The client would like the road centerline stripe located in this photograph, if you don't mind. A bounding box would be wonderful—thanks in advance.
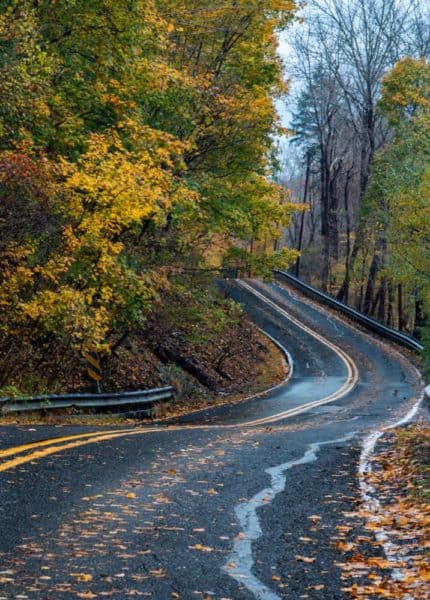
[0,428,146,460]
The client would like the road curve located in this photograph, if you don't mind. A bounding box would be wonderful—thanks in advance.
[0,279,421,599]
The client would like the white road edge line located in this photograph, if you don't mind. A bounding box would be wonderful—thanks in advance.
[358,392,425,582]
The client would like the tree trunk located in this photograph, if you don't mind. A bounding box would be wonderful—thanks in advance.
[371,287,382,317]
[398,284,404,331]
[413,296,425,338]
[337,168,353,303]
[387,282,395,327]
[328,159,341,264]
[295,152,311,278]
[363,238,385,315]
[152,344,218,390]
[321,234,330,292]
[377,278,387,323]
[363,253,379,315]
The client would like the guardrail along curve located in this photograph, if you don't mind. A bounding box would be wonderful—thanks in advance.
[0,386,175,416]
[274,270,424,353]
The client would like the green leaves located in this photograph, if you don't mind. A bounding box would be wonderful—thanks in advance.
[364,57,430,360]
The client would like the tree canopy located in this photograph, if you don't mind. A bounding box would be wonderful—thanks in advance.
[0,0,299,390]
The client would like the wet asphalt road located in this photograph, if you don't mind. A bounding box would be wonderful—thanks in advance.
[0,280,422,599]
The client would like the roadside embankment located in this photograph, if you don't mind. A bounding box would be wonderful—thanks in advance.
[0,314,288,424]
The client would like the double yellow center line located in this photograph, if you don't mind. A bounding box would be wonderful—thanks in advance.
[0,428,157,473]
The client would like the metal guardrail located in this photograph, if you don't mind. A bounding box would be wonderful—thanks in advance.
[274,270,424,353]
[0,386,175,416]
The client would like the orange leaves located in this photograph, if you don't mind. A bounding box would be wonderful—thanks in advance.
[336,541,355,553]
[148,568,166,578]
[70,573,93,582]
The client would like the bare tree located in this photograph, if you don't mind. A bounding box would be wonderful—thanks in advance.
[283,0,425,317]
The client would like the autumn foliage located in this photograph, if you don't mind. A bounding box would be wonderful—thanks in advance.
[0,0,299,392]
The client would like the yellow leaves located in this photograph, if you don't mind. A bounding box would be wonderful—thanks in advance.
[380,57,430,126]
[2,117,201,353]
[189,544,214,552]
[70,573,93,582]
[19,286,112,351]
[57,121,197,243]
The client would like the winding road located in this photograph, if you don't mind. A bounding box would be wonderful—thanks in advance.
[0,279,422,599]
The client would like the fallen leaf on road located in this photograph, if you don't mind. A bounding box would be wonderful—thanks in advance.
[189,544,213,552]
[149,568,166,577]
[70,573,93,582]
[294,555,316,563]
[308,515,321,523]
[337,541,355,552]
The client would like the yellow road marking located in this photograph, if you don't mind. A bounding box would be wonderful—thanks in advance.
[0,429,158,473]
[0,281,359,473]
[236,281,358,428]
[0,428,143,460]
